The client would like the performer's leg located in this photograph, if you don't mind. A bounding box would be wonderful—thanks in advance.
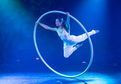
[64,44,77,58]
[70,30,99,43]
[63,30,99,58]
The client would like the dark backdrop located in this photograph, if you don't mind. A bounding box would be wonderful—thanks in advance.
[0,0,121,74]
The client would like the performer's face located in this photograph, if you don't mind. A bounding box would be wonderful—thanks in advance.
[55,19,61,27]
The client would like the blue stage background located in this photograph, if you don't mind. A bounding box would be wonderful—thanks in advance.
[0,0,121,75]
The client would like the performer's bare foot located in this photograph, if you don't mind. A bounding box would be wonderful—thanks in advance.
[92,30,100,34]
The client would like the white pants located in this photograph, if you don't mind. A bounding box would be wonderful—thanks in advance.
[63,30,96,58]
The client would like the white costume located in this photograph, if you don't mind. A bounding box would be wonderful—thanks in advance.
[56,28,96,58]
[38,18,98,58]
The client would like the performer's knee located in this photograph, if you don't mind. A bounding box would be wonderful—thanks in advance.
[64,52,70,58]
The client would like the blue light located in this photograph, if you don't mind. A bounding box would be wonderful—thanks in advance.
[34,10,94,78]
[0,73,117,84]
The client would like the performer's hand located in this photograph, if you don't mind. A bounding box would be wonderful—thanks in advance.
[66,12,70,15]
[35,21,39,24]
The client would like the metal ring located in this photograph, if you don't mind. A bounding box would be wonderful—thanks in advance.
[33,10,93,78]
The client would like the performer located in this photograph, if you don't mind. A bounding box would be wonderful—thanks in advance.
[37,12,99,58]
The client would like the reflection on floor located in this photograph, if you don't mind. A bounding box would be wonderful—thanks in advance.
[0,72,119,84]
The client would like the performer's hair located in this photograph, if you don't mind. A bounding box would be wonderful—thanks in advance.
[56,18,63,23]
[56,18,69,32]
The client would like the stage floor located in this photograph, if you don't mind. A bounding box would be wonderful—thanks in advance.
[0,72,119,84]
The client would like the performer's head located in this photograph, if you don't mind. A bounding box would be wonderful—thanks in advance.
[55,18,64,27]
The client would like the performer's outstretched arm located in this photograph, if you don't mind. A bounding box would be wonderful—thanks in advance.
[38,22,57,31]
[66,12,70,34]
